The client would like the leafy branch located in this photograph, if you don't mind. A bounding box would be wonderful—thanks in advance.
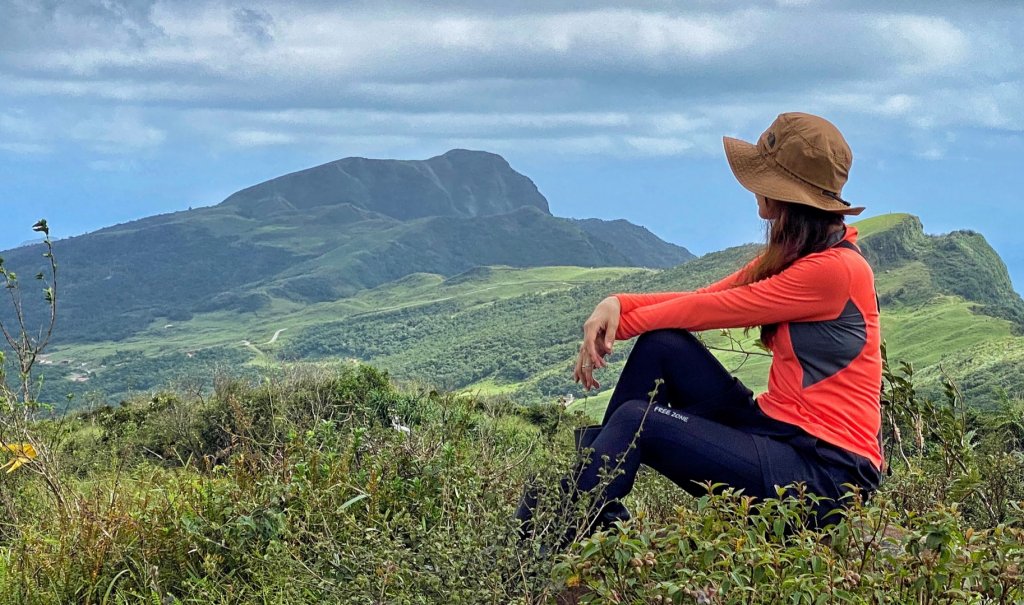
[699,328,772,373]
[0,219,67,514]
[0,219,57,406]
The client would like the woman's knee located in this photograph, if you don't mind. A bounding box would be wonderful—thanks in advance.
[633,329,701,357]
[605,399,654,431]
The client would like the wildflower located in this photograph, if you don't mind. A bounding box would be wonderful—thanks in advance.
[0,442,37,473]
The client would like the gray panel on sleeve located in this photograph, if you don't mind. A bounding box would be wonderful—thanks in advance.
[789,298,867,388]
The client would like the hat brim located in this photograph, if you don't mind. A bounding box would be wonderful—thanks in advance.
[723,136,864,216]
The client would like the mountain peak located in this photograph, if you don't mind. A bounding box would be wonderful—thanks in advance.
[431,148,508,163]
[852,213,920,240]
[221,149,550,220]
[852,212,1024,330]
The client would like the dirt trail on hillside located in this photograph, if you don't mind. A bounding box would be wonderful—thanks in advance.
[239,340,262,354]
[238,328,288,355]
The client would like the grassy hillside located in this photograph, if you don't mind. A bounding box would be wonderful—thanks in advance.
[5,212,1024,601]
[34,266,645,404]
[276,213,1024,409]
[2,363,1021,602]
[27,213,1024,412]
[1,150,693,345]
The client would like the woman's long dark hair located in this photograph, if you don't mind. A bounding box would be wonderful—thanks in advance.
[740,198,845,346]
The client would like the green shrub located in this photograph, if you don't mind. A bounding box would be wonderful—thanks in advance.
[0,360,1021,604]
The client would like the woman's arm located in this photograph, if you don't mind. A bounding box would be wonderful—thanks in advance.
[615,254,851,340]
[614,255,760,314]
[694,255,760,294]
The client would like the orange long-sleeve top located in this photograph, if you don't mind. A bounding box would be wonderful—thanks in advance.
[613,226,883,469]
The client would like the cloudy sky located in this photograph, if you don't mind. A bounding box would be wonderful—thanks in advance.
[2,0,1023,287]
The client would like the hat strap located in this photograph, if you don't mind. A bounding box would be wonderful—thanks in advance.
[820,190,851,207]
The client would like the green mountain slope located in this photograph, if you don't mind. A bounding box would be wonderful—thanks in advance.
[33,265,645,402]
[1,150,693,344]
[32,213,1024,412]
[861,214,1024,327]
[221,148,552,219]
[285,213,1024,409]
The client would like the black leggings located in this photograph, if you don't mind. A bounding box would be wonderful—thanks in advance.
[577,329,879,526]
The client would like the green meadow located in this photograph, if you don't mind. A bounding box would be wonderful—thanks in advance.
[37,214,1024,414]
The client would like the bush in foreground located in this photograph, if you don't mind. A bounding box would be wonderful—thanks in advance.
[0,362,1020,604]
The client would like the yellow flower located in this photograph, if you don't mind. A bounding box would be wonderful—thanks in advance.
[0,442,37,473]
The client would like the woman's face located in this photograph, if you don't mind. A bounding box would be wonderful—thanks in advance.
[756,194,774,220]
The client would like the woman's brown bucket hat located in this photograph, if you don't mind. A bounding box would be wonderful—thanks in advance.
[724,112,864,215]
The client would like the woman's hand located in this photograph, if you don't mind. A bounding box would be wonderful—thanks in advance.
[573,296,621,390]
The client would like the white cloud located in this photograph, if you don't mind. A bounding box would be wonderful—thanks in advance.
[872,15,969,74]
[443,135,619,156]
[88,158,138,171]
[223,109,631,132]
[879,94,916,116]
[70,111,165,152]
[0,111,39,138]
[817,93,917,119]
[0,142,51,154]
[651,114,713,135]
[0,111,49,155]
[233,7,275,47]
[188,107,729,156]
[0,1,1021,161]
[228,130,296,147]
[3,75,214,103]
[0,106,167,156]
[625,136,694,156]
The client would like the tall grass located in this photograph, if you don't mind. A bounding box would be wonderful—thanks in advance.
[0,362,1021,603]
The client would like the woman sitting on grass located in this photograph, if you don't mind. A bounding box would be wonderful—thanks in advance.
[516,112,883,544]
